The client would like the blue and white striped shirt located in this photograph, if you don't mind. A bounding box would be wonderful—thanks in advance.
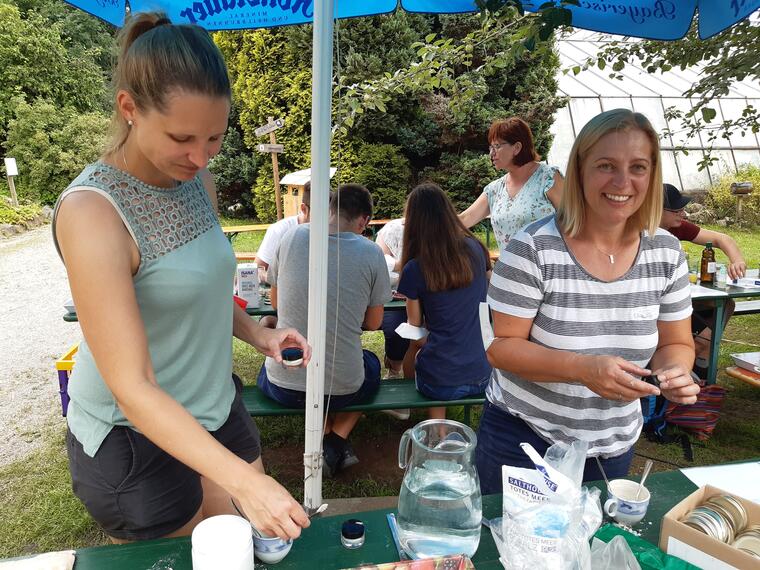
[486,215,692,458]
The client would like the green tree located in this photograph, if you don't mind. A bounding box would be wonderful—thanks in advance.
[5,98,108,204]
[0,2,107,138]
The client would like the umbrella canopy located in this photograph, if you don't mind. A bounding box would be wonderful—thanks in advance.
[68,0,758,40]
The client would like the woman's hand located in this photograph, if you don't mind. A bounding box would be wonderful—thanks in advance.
[251,326,312,367]
[727,260,746,281]
[654,364,700,405]
[580,355,660,402]
[235,469,310,539]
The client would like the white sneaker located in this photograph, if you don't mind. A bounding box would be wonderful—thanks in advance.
[382,408,411,420]
[383,368,403,379]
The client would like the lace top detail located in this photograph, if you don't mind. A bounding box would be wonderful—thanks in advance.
[63,162,218,266]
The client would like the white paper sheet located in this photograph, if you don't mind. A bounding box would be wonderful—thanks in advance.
[394,322,428,340]
[680,462,760,504]
[666,537,738,570]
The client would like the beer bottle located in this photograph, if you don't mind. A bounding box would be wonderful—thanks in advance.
[700,242,716,284]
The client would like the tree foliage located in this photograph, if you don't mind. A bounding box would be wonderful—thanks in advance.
[585,18,760,170]
[217,5,566,221]
[5,98,108,204]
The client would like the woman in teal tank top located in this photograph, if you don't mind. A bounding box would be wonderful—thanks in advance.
[53,12,310,543]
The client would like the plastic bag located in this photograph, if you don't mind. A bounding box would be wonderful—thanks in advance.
[491,441,602,570]
[590,535,641,570]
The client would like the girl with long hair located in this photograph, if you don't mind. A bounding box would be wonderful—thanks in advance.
[398,183,493,419]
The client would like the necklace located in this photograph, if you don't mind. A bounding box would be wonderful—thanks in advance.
[592,241,623,264]
[121,146,128,171]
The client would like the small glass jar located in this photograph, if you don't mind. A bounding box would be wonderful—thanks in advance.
[341,519,365,549]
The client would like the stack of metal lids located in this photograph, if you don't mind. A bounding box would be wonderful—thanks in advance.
[681,494,759,558]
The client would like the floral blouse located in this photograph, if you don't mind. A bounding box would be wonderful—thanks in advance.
[483,162,559,253]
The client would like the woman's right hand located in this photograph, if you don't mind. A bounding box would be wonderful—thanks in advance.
[235,468,310,540]
[580,355,660,402]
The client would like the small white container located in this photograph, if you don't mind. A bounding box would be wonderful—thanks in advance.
[191,515,254,570]
[236,263,260,308]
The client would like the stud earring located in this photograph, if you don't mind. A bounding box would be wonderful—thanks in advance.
[127,120,133,127]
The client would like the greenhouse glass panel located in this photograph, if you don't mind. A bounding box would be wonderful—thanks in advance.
[547,106,575,173]
[719,99,759,147]
[709,150,738,180]
[732,150,760,170]
[569,98,603,134]
[663,98,703,148]
[677,151,712,190]
[601,98,633,111]
[633,98,671,147]
[660,151,681,190]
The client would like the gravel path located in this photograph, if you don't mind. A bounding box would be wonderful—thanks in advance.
[0,226,80,467]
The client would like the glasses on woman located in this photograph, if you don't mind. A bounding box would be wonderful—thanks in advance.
[488,142,510,153]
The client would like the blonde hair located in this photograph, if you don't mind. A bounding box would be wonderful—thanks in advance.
[104,12,231,156]
[557,108,663,238]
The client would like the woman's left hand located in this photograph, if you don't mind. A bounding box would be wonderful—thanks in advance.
[653,364,700,405]
[252,327,312,368]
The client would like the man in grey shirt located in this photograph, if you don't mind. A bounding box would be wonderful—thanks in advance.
[257,184,391,477]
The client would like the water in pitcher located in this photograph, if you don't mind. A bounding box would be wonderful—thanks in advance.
[396,438,482,559]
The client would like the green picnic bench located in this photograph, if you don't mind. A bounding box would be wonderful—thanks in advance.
[241,379,485,426]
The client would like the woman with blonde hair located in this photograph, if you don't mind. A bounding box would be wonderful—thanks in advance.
[53,12,310,542]
[476,109,699,493]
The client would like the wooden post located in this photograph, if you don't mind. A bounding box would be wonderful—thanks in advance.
[268,116,283,220]
[6,175,18,207]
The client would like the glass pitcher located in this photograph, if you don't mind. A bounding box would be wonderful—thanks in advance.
[396,419,482,559]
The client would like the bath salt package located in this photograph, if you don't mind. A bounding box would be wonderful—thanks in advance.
[235,263,260,308]
[491,441,602,570]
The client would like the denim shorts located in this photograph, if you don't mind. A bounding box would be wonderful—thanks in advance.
[66,374,261,541]
[257,350,381,410]
[475,401,634,495]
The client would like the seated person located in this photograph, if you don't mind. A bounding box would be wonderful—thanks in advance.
[255,181,311,285]
[257,184,391,477]
[376,218,408,378]
[660,183,747,378]
[398,183,493,420]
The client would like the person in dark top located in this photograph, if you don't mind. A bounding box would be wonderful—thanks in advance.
[397,183,493,419]
[660,183,748,379]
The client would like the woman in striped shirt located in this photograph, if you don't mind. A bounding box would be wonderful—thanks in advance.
[476,109,700,493]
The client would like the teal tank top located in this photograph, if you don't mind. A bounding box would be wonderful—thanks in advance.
[53,162,237,457]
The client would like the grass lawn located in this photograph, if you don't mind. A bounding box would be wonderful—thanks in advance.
[0,223,758,558]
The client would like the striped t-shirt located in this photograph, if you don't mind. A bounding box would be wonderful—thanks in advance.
[486,215,692,458]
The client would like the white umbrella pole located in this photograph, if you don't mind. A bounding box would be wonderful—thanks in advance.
[303,0,334,511]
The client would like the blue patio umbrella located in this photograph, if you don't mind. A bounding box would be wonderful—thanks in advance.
[61,0,759,509]
[67,0,759,40]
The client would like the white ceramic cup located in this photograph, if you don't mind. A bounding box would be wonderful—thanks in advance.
[191,515,254,570]
[252,528,294,564]
[604,479,650,526]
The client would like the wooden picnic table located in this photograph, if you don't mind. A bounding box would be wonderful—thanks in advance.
[690,280,760,385]
[51,467,704,569]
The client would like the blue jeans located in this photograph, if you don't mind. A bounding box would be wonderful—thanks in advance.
[257,350,381,410]
[475,401,634,495]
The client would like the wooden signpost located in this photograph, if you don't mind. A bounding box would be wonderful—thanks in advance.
[3,157,18,207]
[255,117,285,219]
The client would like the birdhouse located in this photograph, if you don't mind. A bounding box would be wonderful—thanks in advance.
[730,181,753,221]
[279,167,337,218]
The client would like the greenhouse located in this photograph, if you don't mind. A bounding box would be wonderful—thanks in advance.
[548,31,760,192]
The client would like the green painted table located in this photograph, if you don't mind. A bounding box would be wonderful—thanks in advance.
[70,468,698,569]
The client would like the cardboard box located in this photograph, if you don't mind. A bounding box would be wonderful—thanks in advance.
[659,484,760,569]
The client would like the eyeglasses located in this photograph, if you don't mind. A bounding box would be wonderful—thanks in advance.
[488,142,510,153]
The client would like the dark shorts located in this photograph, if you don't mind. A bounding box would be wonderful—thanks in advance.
[66,374,261,541]
[415,373,489,401]
[475,401,634,495]
[691,299,735,336]
[257,350,381,410]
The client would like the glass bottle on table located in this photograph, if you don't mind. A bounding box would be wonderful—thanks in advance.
[700,242,716,284]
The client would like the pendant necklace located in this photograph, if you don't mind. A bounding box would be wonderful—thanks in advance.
[593,242,623,264]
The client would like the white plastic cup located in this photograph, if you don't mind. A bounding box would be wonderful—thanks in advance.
[191,515,254,570]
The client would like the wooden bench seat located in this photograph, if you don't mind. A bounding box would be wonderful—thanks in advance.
[235,251,258,262]
[242,379,485,426]
[735,300,760,316]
